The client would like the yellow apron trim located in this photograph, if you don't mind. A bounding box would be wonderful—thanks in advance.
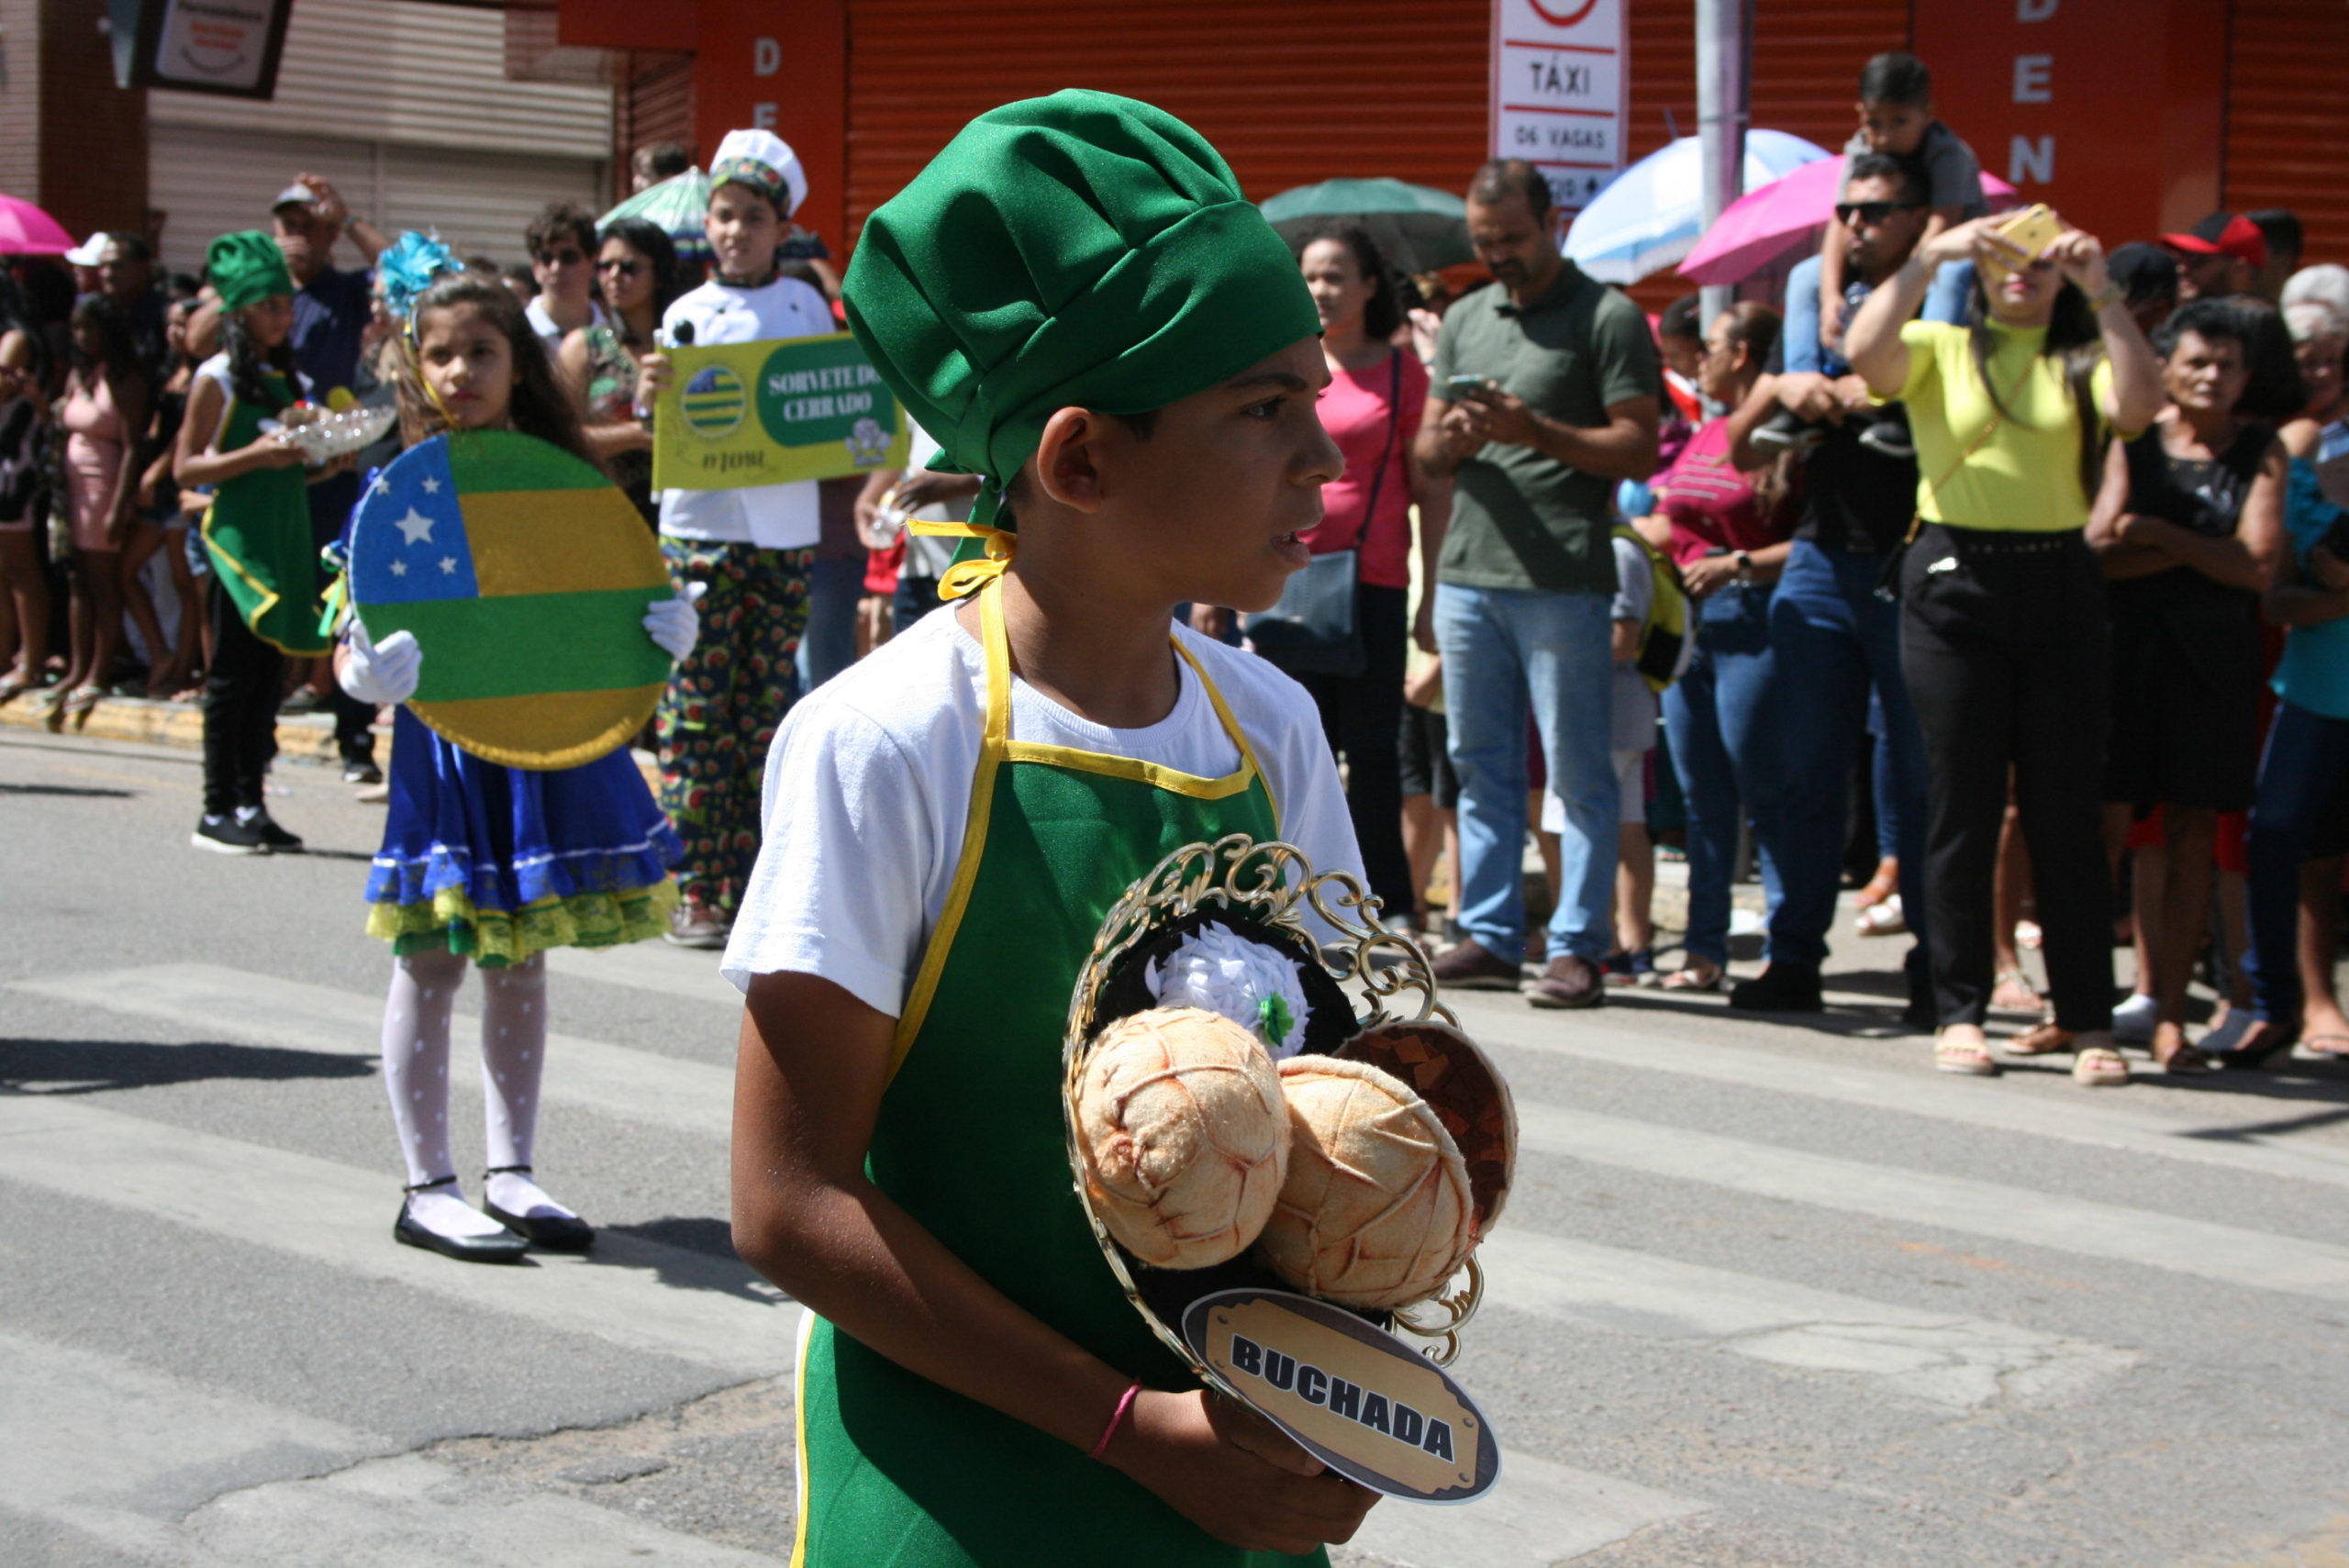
[884,583,1276,1077]
[197,507,308,658]
[788,1307,816,1568]
[885,580,1014,1076]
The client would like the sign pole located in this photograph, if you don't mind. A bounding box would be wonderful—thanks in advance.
[1694,0,1751,323]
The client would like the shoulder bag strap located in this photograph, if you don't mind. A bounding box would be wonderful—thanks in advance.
[1344,350,1405,553]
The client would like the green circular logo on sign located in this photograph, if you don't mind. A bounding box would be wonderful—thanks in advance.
[681,364,748,439]
[756,338,896,452]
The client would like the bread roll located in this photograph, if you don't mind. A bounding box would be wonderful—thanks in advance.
[1074,1007,1289,1270]
[1255,1055,1476,1309]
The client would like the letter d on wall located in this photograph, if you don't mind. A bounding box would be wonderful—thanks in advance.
[753,37,781,75]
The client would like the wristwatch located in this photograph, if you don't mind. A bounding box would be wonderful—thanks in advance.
[1732,549,1753,584]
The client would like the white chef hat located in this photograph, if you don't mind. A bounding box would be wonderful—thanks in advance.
[710,128,808,220]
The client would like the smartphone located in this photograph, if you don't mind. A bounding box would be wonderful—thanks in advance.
[1447,374,1494,401]
[1982,203,2065,283]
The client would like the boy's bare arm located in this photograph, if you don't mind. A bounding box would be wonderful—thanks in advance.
[730,970,1377,1553]
[1818,220,1854,351]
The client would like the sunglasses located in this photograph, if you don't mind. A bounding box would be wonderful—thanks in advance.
[536,248,585,267]
[1834,201,1923,228]
[596,257,644,278]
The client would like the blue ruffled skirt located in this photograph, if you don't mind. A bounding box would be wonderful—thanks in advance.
[365,708,682,965]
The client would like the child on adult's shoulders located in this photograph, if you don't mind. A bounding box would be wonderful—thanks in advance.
[1817,50,1987,356]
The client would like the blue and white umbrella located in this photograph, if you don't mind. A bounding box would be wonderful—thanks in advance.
[1564,130,1831,284]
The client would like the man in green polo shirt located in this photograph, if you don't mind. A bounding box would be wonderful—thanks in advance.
[1415,159,1663,1009]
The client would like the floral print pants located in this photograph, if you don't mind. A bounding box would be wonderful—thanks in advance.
[657,539,813,914]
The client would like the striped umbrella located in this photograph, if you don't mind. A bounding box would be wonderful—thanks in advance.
[600,169,712,262]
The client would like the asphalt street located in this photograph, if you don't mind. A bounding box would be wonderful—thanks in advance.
[6,724,2349,1567]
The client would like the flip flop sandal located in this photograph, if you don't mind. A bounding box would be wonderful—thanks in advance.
[1854,898,1907,937]
[1934,1033,1998,1075]
[2155,1043,2213,1075]
[1658,962,1726,992]
[2006,1021,2073,1057]
[1990,968,2044,1015]
[2072,1046,2132,1087]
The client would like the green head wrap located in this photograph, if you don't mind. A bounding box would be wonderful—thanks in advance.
[207,230,295,312]
[844,90,1319,592]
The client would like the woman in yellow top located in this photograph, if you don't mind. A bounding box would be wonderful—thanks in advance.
[1846,211,2163,1084]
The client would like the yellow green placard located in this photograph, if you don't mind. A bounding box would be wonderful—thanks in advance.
[652,331,910,491]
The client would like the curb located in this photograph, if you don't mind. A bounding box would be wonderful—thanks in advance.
[0,692,663,791]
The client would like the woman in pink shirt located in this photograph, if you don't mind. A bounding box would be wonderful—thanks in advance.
[1291,225,1451,925]
[1635,303,1797,994]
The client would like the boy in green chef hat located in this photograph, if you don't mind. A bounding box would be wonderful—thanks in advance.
[724,92,1375,1565]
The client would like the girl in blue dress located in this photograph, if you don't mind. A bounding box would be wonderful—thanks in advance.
[338,254,699,1262]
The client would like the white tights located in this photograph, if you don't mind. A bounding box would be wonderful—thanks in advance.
[381,949,570,1237]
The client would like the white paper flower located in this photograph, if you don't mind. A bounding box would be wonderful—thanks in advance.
[1144,925,1313,1059]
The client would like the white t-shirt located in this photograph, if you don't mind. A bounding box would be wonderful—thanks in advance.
[1608,532,1658,753]
[656,274,836,550]
[524,295,606,348]
[721,608,1364,1017]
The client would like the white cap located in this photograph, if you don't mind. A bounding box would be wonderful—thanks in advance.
[62,234,108,267]
[711,128,808,219]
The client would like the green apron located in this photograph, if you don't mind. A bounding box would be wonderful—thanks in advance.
[200,370,328,656]
[792,581,1320,1568]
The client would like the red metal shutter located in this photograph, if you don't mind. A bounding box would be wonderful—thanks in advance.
[2223,0,2349,265]
[844,0,1491,244]
[616,50,697,202]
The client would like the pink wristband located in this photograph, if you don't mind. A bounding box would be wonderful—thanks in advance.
[1088,1379,1143,1461]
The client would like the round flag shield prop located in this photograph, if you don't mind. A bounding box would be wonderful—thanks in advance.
[350,431,672,770]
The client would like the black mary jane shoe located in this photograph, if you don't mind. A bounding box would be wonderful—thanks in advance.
[482,1164,596,1252]
[393,1176,530,1263]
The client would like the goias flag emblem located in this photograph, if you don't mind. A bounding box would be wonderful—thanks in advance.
[350,430,672,770]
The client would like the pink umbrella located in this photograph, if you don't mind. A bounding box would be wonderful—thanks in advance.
[1678,157,2016,285]
[0,194,77,255]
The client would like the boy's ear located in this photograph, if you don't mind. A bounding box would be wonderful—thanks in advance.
[1033,406,1108,514]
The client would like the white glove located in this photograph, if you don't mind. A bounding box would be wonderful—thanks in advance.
[340,619,422,706]
[643,581,707,662]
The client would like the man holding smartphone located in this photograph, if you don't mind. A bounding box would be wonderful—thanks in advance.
[1414,158,1663,1008]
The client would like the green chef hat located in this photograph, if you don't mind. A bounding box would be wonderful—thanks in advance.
[207,230,295,312]
[844,90,1319,590]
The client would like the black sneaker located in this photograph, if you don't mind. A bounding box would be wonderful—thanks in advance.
[1748,406,1826,455]
[1857,417,1915,460]
[238,807,305,853]
[1728,963,1824,1012]
[342,759,383,785]
[192,813,272,855]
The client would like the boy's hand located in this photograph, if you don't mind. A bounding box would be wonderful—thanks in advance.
[637,352,674,400]
[1106,1388,1378,1554]
[1680,553,1740,598]
[1775,373,1843,423]
[1820,314,1846,354]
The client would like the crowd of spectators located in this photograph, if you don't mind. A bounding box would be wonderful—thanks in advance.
[5,68,2346,1087]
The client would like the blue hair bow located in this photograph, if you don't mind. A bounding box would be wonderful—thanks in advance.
[378,231,457,324]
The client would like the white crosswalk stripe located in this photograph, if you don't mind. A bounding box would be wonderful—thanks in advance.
[1464,999,2349,1192]
[1479,1230,2134,1410]
[0,1093,797,1378]
[18,957,2349,1564]
[0,1329,783,1566]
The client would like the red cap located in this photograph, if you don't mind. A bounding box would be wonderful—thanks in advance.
[2161,213,2267,268]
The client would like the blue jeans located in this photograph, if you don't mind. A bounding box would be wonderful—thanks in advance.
[797,555,864,694]
[1436,583,1618,962]
[2245,698,2349,1029]
[1663,581,1785,966]
[1767,538,1931,976]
